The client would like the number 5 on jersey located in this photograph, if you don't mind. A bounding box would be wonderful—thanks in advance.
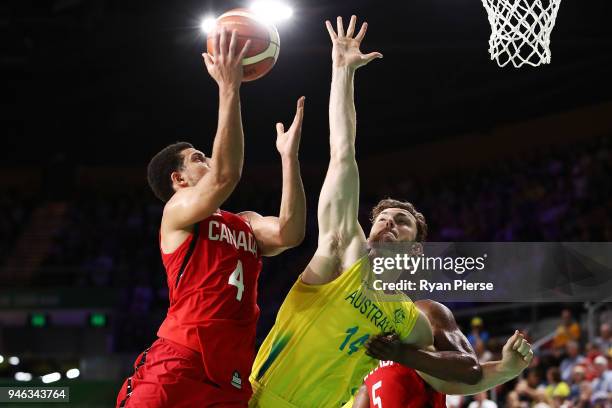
[372,380,383,408]
[228,260,244,301]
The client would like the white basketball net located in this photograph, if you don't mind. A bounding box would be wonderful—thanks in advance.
[481,0,562,68]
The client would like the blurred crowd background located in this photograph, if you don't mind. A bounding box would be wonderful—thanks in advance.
[1,130,611,407]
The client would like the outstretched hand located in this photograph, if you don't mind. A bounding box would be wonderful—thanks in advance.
[326,15,382,70]
[203,27,251,90]
[276,96,305,160]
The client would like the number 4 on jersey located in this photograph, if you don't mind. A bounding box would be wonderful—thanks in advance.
[228,260,244,301]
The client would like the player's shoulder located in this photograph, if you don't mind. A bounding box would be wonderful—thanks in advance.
[234,211,261,232]
[237,210,260,222]
[160,187,202,224]
[415,300,455,327]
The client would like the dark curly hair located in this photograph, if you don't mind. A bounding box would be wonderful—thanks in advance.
[370,198,428,242]
[147,142,193,202]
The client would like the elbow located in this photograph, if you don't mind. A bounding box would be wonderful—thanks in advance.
[463,360,483,385]
[291,227,306,247]
[280,226,305,248]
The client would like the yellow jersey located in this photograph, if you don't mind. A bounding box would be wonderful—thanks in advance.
[250,255,418,407]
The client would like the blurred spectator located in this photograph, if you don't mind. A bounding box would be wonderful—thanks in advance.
[468,316,490,349]
[544,366,570,405]
[474,338,494,363]
[590,355,612,404]
[560,341,587,383]
[586,342,604,362]
[446,395,464,408]
[575,381,593,408]
[468,392,498,408]
[594,323,612,356]
[505,391,521,408]
[569,365,587,402]
[553,309,581,350]
[512,368,547,406]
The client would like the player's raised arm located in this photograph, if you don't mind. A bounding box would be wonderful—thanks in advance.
[241,97,306,256]
[163,28,251,230]
[302,16,382,285]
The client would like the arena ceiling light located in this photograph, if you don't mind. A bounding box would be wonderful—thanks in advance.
[8,356,20,366]
[41,372,61,384]
[15,372,33,382]
[249,1,293,23]
[200,15,217,33]
[66,368,80,379]
[0,355,4,364]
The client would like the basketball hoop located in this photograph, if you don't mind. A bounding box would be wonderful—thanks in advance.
[481,0,562,68]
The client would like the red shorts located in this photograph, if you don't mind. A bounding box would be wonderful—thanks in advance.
[116,337,249,408]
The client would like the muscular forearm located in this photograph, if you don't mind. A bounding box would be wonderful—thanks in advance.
[210,86,244,182]
[329,67,356,159]
[277,156,306,245]
[395,344,482,385]
[420,360,515,396]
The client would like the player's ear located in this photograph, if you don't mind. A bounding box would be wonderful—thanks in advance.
[171,171,188,189]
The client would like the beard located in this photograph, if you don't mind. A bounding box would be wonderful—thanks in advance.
[369,230,397,243]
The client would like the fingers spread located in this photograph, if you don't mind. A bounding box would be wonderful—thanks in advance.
[238,39,251,60]
[213,29,220,57]
[202,53,213,68]
[325,20,337,40]
[355,22,368,43]
[336,16,345,37]
[347,15,357,37]
[229,29,238,58]
[362,52,383,65]
[219,27,228,56]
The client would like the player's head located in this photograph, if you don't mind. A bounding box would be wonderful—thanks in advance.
[147,142,211,202]
[368,198,428,243]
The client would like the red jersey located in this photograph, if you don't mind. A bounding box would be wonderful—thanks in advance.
[364,361,446,408]
[157,210,262,396]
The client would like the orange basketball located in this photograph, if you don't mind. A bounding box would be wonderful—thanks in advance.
[206,9,280,82]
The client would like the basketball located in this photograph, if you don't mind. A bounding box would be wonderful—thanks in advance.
[207,9,280,82]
